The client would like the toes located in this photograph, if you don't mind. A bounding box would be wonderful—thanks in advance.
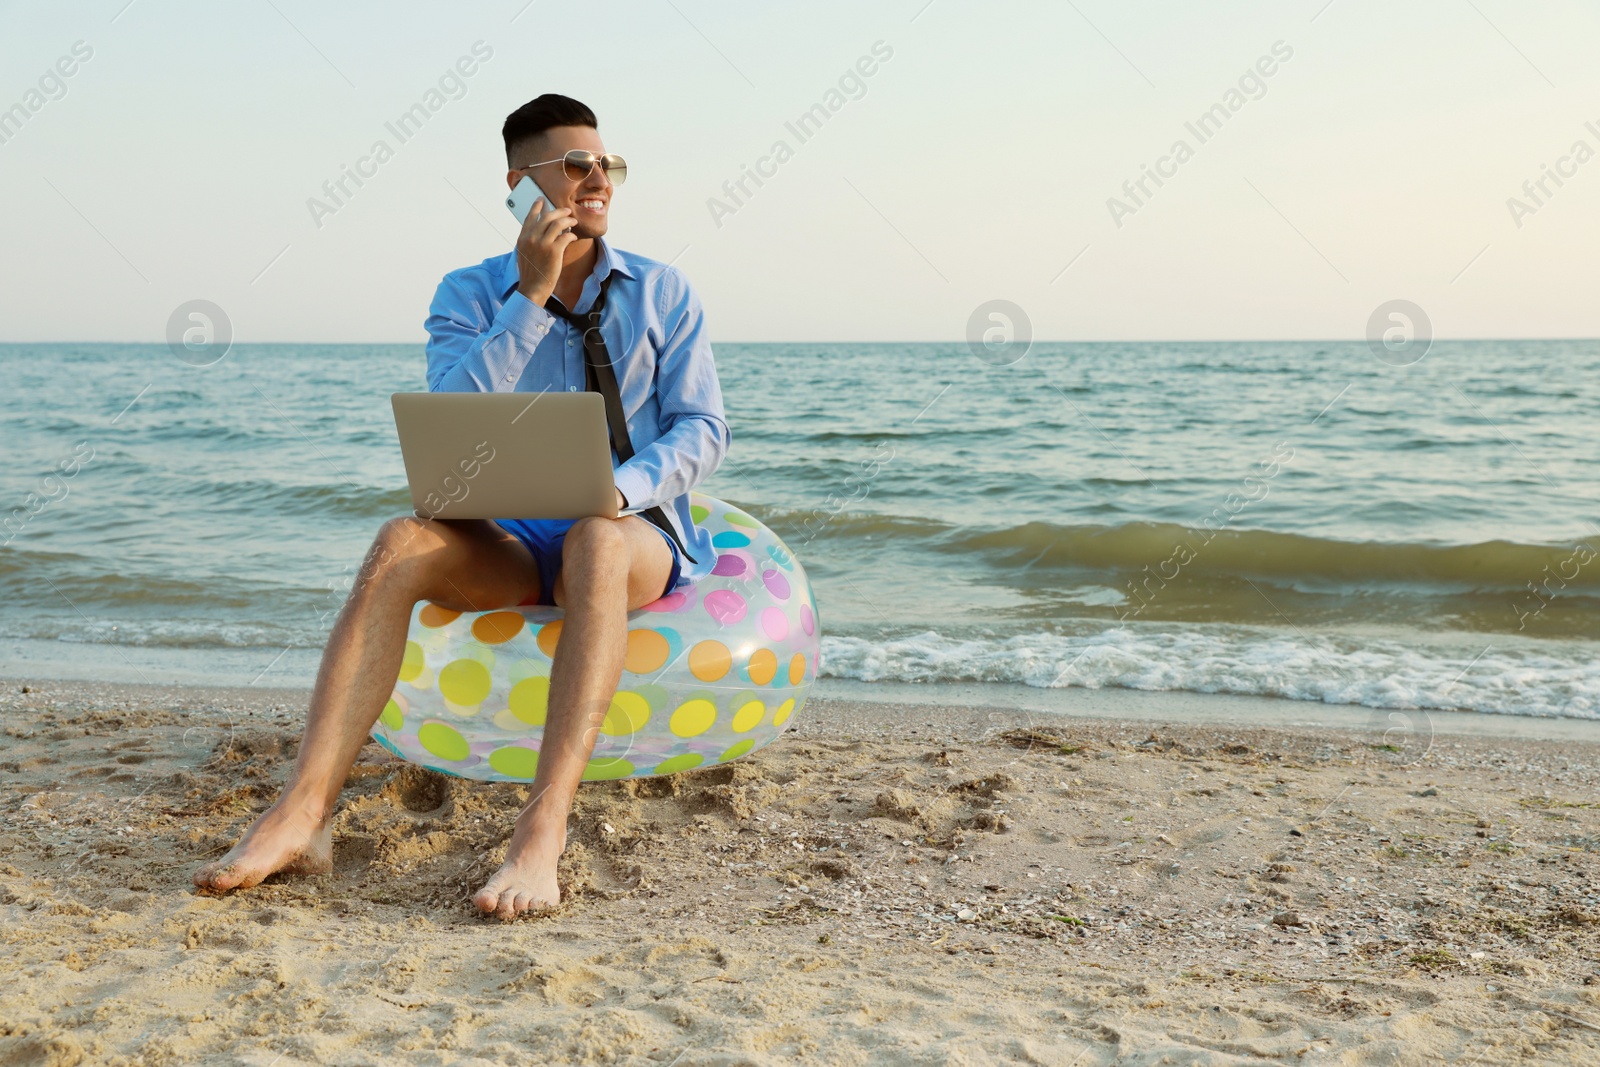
[195,862,241,892]
[474,862,560,919]
[194,857,277,894]
[473,874,510,914]
[230,867,266,891]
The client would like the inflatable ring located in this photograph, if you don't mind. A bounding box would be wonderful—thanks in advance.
[371,493,820,781]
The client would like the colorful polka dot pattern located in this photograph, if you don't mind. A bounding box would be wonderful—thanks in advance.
[371,494,820,781]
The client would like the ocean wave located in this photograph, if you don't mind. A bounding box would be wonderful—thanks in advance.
[744,508,1598,592]
[949,522,1600,591]
[182,478,412,519]
[747,505,951,542]
[818,628,1600,719]
[0,616,310,649]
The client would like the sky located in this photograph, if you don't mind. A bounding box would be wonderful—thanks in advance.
[1,0,1598,342]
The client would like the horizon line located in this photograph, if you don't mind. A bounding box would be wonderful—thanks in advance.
[2,336,1598,346]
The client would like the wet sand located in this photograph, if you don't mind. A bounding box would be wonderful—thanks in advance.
[3,678,1599,1065]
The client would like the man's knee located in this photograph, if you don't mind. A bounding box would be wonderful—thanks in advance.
[566,515,627,550]
[363,516,436,579]
[565,515,628,557]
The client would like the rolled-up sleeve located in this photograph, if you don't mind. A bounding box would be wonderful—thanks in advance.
[612,267,730,512]
[425,276,556,393]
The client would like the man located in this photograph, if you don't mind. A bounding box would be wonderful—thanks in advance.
[194,94,730,919]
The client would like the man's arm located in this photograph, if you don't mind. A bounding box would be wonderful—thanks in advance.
[611,267,730,512]
[426,201,578,392]
[425,276,556,393]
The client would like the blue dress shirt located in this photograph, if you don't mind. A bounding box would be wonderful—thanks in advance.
[423,236,731,588]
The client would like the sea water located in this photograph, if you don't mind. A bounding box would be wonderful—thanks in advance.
[1,340,1596,718]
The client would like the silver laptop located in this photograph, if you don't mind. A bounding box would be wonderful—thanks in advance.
[391,392,618,520]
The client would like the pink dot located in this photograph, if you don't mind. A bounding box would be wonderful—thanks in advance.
[712,553,746,577]
[762,568,791,600]
[801,604,815,636]
[644,590,689,613]
[703,589,747,626]
[760,606,789,641]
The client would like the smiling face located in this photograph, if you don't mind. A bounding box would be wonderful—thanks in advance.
[506,124,612,240]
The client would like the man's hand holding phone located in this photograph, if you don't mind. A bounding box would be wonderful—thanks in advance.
[509,176,576,306]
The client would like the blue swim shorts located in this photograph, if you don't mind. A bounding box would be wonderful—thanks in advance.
[498,517,683,608]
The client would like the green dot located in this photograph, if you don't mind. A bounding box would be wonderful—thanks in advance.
[582,757,635,781]
[653,753,705,776]
[438,658,492,707]
[724,510,758,528]
[720,738,755,763]
[398,640,425,682]
[418,722,470,762]
[634,683,669,710]
[508,676,549,725]
[379,699,403,731]
[690,504,710,524]
[488,745,539,779]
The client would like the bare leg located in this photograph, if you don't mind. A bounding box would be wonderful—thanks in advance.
[473,515,672,919]
[193,516,541,892]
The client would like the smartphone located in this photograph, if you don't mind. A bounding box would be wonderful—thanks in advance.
[506,174,554,225]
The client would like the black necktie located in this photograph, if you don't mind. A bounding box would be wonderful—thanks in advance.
[543,277,696,563]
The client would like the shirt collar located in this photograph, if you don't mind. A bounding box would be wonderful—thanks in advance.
[498,234,635,300]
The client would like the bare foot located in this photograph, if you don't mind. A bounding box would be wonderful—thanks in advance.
[193,802,333,893]
[473,810,566,920]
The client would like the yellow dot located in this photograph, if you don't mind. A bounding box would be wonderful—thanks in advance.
[488,746,539,779]
[748,648,778,686]
[688,639,732,682]
[418,603,461,628]
[438,659,492,707]
[379,698,403,731]
[730,699,765,733]
[788,653,806,686]
[604,691,652,735]
[669,698,717,738]
[582,757,635,781]
[653,753,704,775]
[472,611,526,644]
[508,676,549,725]
[773,698,796,727]
[720,739,755,762]
[398,641,425,682]
[625,629,671,674]
[492,708,522,732]
[418,722,469,762]
[536,619,563,658]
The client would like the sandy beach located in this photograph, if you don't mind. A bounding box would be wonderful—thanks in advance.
[3,679,1599,1066]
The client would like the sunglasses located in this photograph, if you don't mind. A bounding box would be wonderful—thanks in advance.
[517,150,628,185]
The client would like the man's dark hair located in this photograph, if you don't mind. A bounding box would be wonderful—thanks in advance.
[502,94,597,165]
